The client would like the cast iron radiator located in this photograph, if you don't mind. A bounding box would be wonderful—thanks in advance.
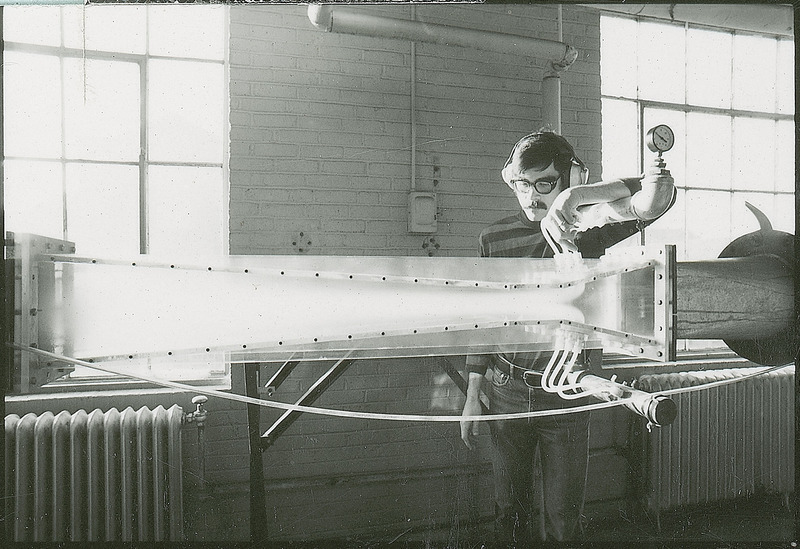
[635,366,794,520]
[4,405,184,542]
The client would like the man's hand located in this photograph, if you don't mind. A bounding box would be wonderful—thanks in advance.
[460,395,483,450]
[541,187,583,253]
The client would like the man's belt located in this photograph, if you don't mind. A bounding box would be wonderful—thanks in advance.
[492,356,545,382]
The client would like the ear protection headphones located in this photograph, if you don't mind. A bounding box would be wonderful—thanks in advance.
[501,131,589,189]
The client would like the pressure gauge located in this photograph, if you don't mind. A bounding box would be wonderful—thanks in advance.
[646,124,674,154]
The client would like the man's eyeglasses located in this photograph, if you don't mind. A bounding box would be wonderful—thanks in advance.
[511,177,561,195]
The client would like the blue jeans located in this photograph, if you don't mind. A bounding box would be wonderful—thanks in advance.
[486,367,590,545]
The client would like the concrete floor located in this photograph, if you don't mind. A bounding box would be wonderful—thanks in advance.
[582,493,795,545]
[329,492,796,547]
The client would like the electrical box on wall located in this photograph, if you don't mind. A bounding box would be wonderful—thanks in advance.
[408,191,437,234]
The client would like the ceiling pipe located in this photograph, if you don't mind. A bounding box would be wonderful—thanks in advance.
[308,5,578,70]
[308,4,578,132]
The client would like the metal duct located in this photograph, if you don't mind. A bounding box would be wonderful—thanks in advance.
[307,5,578,69]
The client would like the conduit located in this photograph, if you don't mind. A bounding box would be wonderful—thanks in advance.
[13,344,790,424]
[307,4,578,132]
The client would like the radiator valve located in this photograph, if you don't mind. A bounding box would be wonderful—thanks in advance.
[185,395,209,427]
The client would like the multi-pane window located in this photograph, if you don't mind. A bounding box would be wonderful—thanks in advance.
[600,14,794,353]
[3,4,229,258]
[3,5,229,384]
[600,14,794,261]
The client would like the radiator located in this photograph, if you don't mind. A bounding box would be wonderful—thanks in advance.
[636,366,794,519]
[4,405,184,542]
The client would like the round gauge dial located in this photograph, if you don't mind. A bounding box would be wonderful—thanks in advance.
[646,124,675,154]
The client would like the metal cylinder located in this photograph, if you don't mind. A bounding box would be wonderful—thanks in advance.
[541,71,562,133]
[578,374,677,426]
[675,225,796,366]
[307,5,577,68]
[675,255,793,340]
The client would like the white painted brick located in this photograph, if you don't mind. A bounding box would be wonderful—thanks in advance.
[221,3,603,536]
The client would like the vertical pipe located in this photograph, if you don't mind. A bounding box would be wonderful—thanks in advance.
[541,70,561,133]
[542,5,564,133]
[244,363,268,542]
[139,57,149,255]
[410,5,417,193]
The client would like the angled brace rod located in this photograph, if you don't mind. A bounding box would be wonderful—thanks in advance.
[262,360,300,397]
[260,357,354,449]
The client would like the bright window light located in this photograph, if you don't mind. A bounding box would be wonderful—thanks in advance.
[637,21,685,103]
[3,51,63,158]
[600,15,637,98]
[732,117,776,192]
[148,166,227,257]
[63,5,147,54]
[4,160,64,238]
[685,113,732,190]
[686,27,732,109]
[733,33,777,112]
[148,59,226,164]
[63,58,141,161]
[65,163,141,257]
[3,4,229,385]
[600,98,639,178]
[601,13,793,264]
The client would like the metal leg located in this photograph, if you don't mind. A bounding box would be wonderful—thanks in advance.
[244,363,268,542]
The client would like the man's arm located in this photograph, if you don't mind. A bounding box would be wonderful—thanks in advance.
[460,371,485,450]
[543,172,675,252]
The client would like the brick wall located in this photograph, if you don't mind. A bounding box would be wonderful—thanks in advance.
[223,2,607,543]
[229,3,601,257]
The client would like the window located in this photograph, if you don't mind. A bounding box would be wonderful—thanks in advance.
[600,14,794,352]
[4,4,230,386]
[4,4,229,257]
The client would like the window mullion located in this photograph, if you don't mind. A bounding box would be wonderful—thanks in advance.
[59,56,68,241]
[139,57,148,255]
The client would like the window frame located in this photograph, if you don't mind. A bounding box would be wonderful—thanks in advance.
[599,13,794,354]
[3,5,231,390]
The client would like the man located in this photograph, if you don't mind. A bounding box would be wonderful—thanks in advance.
[460,130,674,544]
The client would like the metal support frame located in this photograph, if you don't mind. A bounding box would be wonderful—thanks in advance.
[6,233,76,393]
[241,359,353,543]
[261,360,299,397]
[240,357,353,541]
[260,358,354,449]
[242,354,479,542]
[242,363,268,543]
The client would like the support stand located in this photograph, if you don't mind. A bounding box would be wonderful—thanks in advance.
[244,363,268,543]
[241,357,354,541]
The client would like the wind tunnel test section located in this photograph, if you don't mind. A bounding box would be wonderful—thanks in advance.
[10,234,674,376]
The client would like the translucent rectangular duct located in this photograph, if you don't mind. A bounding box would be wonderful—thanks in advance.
[27,245,672,365]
